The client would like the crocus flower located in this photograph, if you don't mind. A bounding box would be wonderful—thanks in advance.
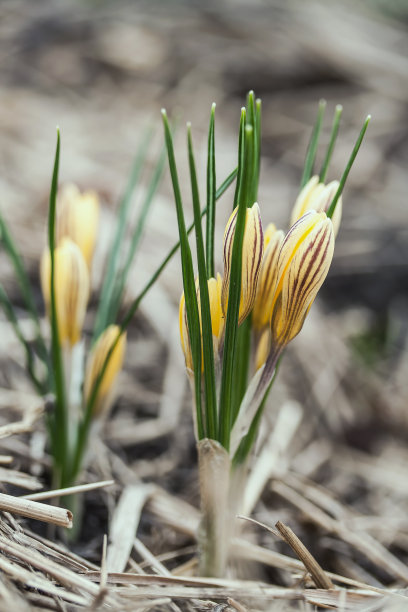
[252,223,285,331]
[221,203,263,325]
[40,238,90,346]
[179,273,224,372]
[84,325,126,417]
[56,184,100,268]
[269,210,334,350]
[290,175,342,237]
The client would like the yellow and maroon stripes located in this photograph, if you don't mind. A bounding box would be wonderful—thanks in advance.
[221,203,264,326]
[270,211,334,347]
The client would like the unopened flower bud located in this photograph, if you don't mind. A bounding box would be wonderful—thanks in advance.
[179,273,225,372]
[84,325,126,417]
[221,203,263,325]
[270,211,334,348]
[290,175,342,237]
[56,184,100,268]
[252,224,285,331]
[40,238,90,346]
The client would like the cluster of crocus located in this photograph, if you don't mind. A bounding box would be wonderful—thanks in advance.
[40,184,126,418]
[165,94,369,577]
[179,180,338,455]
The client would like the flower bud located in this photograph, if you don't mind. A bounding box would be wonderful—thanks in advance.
[40,238,90,346]
[290,175,342,237]
[252,224,285,331]
[221,203,263,325]
[56,184,100,268]
[270,211,334,348]
[179,273,225,372]
[84,325,126,417]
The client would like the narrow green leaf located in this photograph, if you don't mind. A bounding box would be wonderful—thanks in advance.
[300,99,326,188]
[93,127,153,342]
[254,98,262,200]
[162,110,204,439]
[188,124,217,439]
[47,129,67,476]
[205,103,216,279]
[0,284,46,395]
[107,146,166,324]
[230,314,252,424]
[233,108,246,210]
[68,154,239,486]
[246,91,256,127]
[319,105,343,183]
[0,213,48,366]
[327,115,371,219]
[218,108,247,450]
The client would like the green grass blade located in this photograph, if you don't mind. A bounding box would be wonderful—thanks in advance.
[319,104,342,183]
[218,108,247,450]
[47,130,68,476]
[205,103,216,279]
[0,284,46,395]
[107,146,166,324]
[300,99,326,188]
[230,314,252,424]
[118,166,238,335]
[327,115,371,219]
[162,110,204,439]
[93,127,153,342]
[68,162,239,486]
[254,98,262,200]
[188,124,217,439]
[0,213,48,365]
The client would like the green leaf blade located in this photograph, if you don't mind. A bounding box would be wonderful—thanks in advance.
[188,124,217,440]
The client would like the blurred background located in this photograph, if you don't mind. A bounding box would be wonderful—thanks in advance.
[1,0,408,572]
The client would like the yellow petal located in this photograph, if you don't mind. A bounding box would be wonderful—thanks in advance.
[290,176,342,237]
[84,325,126,417]
[221,203,263,325]
[40,238,90,346]
[179,273,225,373]
[252,227,285,331]
[255,328,271,371]
[56,184,100,268]
[270,211,334,347]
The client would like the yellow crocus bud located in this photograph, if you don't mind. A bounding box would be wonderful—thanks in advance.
[179,273,225,372]
[290,175,342,237]
[221,203,263,325]
[252,224,285,331]
[40,238,90,346]
[269,210,334,348]
[56,183,100,268]
[84,325,126,417]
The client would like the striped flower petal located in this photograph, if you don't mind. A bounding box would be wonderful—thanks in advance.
[252,224,285,331]
[221,203,263,325]
[270,211,334,347]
